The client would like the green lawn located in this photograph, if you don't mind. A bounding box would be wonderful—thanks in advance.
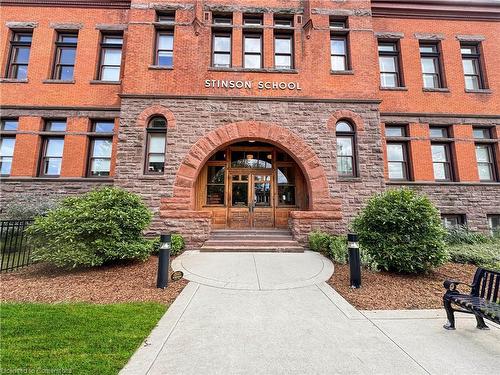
[0,302,167,375]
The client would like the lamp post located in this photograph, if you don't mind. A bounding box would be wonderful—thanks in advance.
[348,233,361,288]
[156,234,171,289]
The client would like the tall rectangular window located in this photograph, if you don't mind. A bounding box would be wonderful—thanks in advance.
[212,33,231,67]
[40,138,64,176]
[387,143,409,180]
[330,36,348,71]
[378,41,402,88]
[461,43,485,90]
[274,35,293,69]
[212,15,232,68]
[244,34,262,69]
[88,121,114,177]
[0,137,16,176]
[5,32,32,79]
[52,33,78,80]
[475,144,496,181]
[156,32,174,67]
[98,34,123,81]
[419,42,444,89]
[441,214,466,229]
[145,117,167,174]
[431,144,453,181]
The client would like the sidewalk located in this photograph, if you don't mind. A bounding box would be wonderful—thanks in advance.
[121,251,500,375]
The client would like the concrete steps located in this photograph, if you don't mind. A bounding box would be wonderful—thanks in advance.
[200,229,305,253]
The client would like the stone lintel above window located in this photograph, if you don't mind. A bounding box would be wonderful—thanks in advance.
[49,23,83,30]
[95,24,127,31]
[6,21,38,29]
[375,31,404,39]
[456,34,486,42]
[414,33,445,40]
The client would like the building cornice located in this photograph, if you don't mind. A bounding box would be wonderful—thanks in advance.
[371,0,500,21]
[119,93,382,104]
[0,0,131,9]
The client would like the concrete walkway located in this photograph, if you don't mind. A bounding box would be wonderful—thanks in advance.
[121,251,500,375]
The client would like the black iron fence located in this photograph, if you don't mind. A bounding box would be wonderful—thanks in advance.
[1,220,34,272]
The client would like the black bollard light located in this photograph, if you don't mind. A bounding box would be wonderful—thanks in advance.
[156,234,171,289]
[348,233,361,288]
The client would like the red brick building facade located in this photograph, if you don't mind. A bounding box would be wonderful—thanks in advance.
[1,0,499,246]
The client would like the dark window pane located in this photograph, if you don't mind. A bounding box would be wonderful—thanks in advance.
[232,182,248,206]
[208,166,225,184]
[207,185,225,205]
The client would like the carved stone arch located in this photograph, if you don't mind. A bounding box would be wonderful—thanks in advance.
[162,121,340,214]
[327,110,365,132]
[137,105,176,129]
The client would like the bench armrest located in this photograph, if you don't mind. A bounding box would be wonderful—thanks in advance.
[443,279,473,292]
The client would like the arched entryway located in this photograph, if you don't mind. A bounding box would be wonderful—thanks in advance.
[194,141,308,229]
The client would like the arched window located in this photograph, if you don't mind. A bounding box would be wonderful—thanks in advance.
[145,116,167,174]
[336,120,356,177]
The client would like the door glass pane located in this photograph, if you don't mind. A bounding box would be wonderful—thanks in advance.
[207,185,225,205]
[232,183,248,206]
[254,179,271,207]
[278,185,295,206]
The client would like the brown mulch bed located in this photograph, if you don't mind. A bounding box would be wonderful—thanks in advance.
[328,262,477,310]
[0,256,187,304]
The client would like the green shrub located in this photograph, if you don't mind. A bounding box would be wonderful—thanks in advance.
[308,230,379,271]
[308,230,331,253]
[444,225,490,245]
[447,240,500,271]
[26,187,154,268]
[328,235,348,264]
[151,234,186,256]
[352,188,448,274]
[1,193,58,220]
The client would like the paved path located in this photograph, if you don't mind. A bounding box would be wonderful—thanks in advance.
[121,251,500,375]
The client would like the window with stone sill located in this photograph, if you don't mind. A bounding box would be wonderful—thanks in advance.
[5,32,32,80]
[441,214,466,229]
[336,121,357,177]
[144,116,167,174]
[488,215,500,236]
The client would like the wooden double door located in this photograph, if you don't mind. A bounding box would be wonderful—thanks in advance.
[229,170,274,228]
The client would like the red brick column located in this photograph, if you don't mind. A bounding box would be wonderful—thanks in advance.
[408,123,434,181]
[60,117,89,177]
[10,117,42,177]
[452,124,479,182]
[263,13,274,69]
[232,12,243,68]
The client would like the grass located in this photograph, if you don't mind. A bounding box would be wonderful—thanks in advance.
[447,240,500,271]
[0,302,167,375]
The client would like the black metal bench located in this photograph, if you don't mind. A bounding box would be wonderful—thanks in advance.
[443,267,499,330]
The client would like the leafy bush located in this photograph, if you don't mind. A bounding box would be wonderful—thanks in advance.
[26,187,154,268]
[153,234,186,256]
[309,230,379,271]
[1,194,58,220]
[308,230,331,253]
[352,189,448,274]
[444,225,490,245]
[447,240,500,271]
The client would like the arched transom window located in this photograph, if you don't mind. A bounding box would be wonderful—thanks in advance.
[336,120,356,177]
[145,116,167,174]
